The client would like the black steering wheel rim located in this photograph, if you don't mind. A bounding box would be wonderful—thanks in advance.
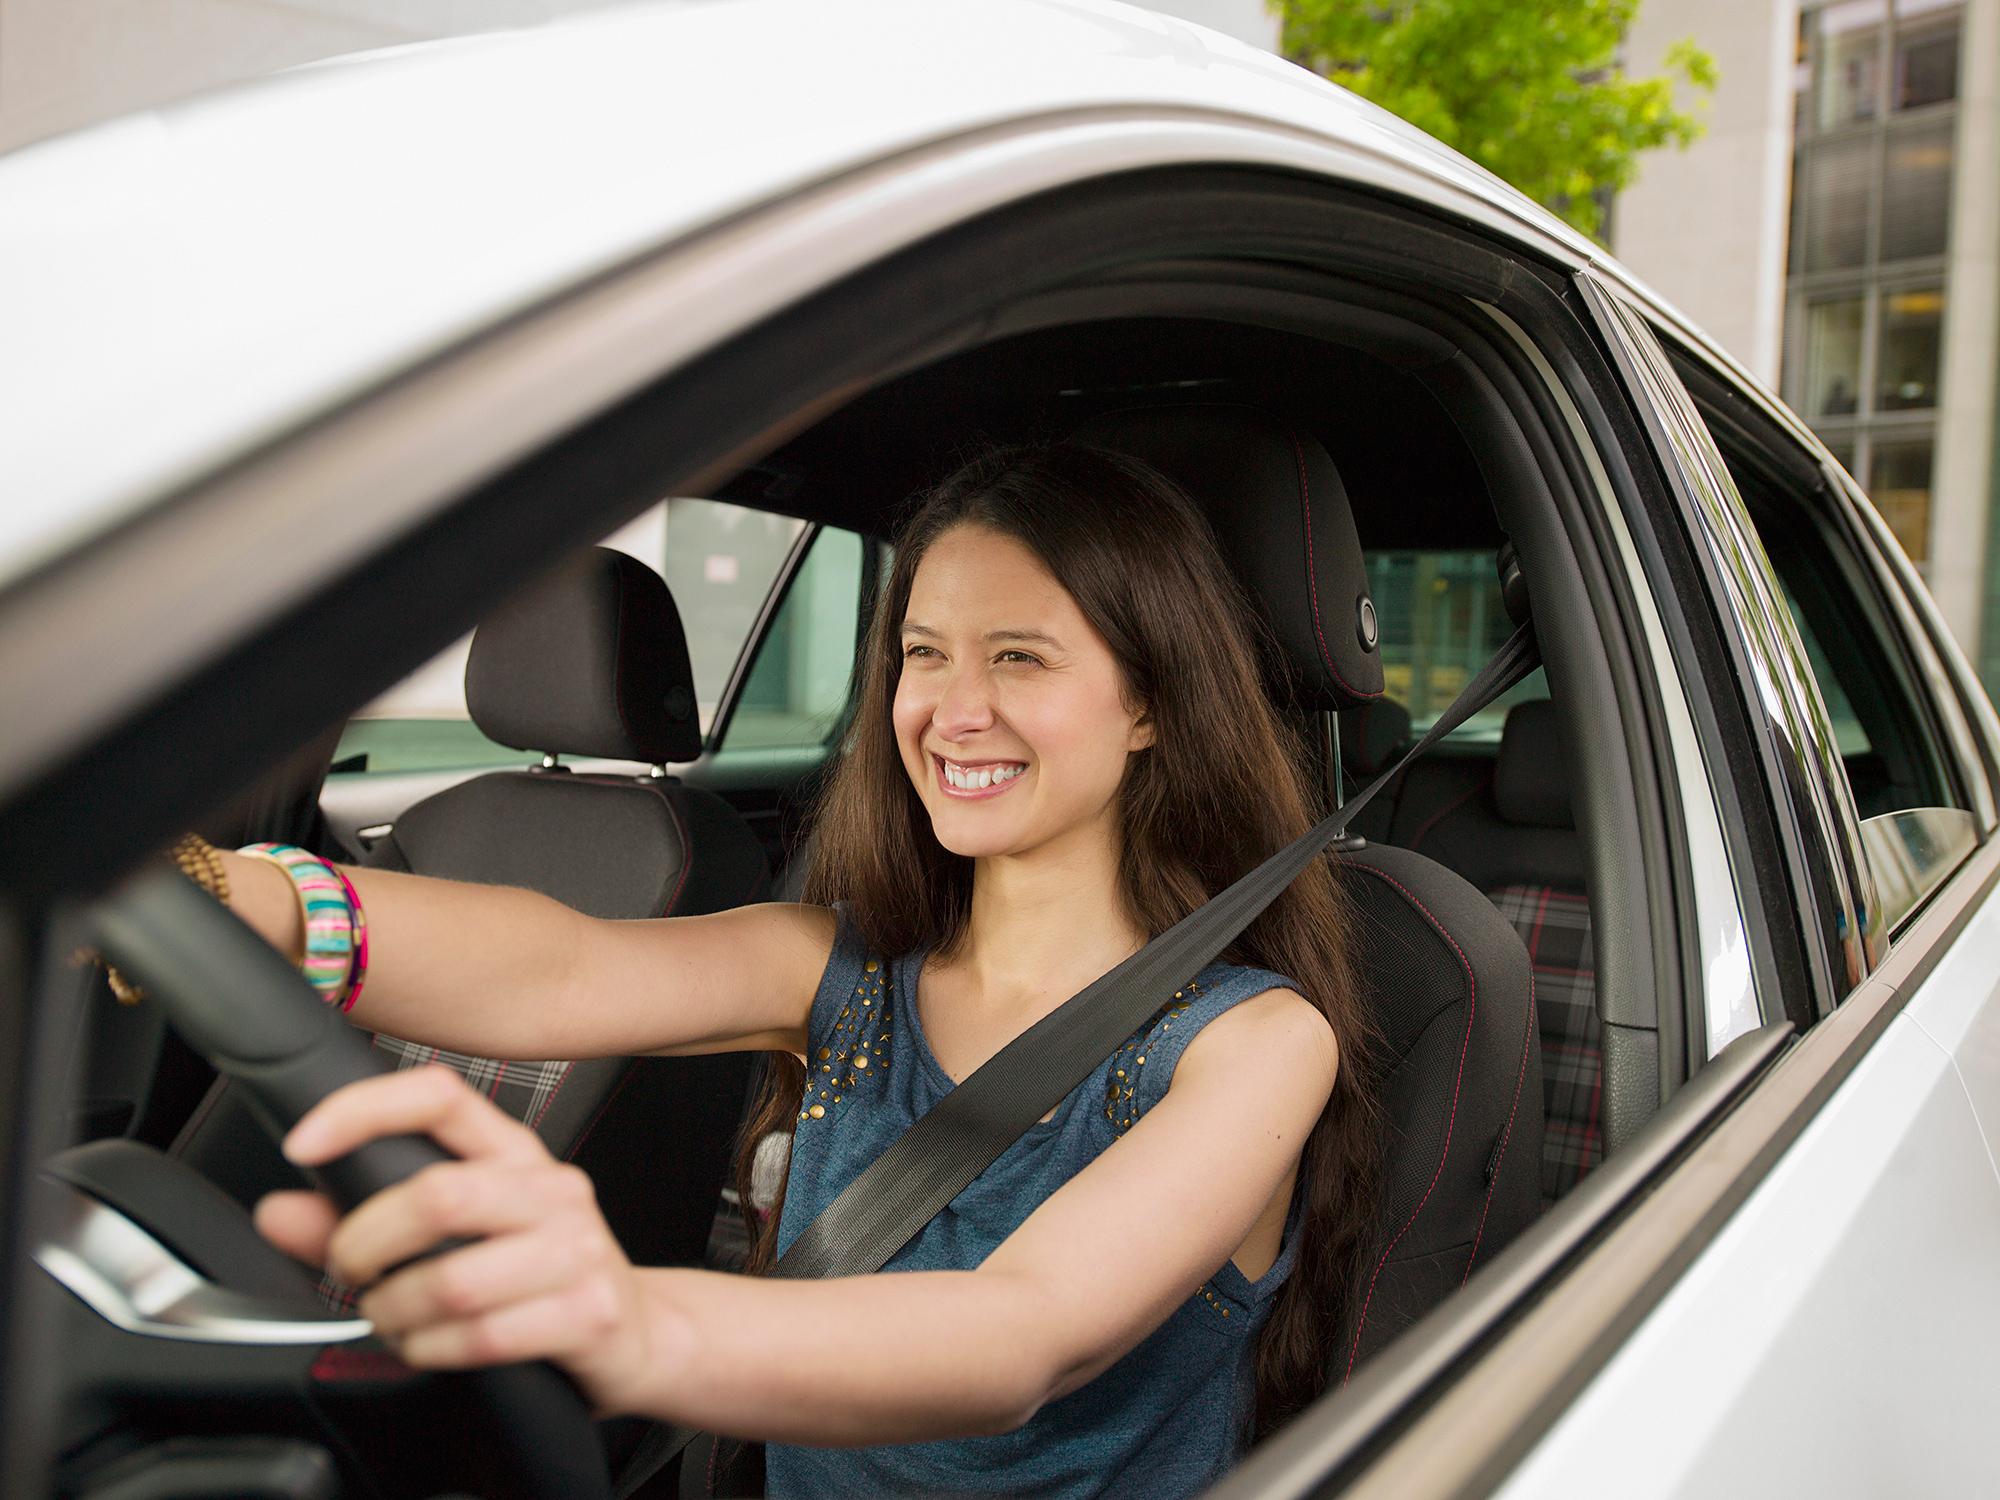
[87,865,612,1500]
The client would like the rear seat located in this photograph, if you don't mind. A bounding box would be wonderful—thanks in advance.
[1374,700,1600,1208]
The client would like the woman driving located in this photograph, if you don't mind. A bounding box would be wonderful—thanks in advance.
[203,441,1379,1498]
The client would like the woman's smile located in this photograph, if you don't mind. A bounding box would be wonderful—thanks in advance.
[933,753,1030,798]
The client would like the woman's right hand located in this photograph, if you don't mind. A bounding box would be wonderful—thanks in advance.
[256,1064,664,1417]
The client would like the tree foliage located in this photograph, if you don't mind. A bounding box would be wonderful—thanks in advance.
[1275,0,1718,240]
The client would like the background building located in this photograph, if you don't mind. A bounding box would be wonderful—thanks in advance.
[1617,0,2000,690]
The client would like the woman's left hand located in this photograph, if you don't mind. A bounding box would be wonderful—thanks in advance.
[253,1063,656,1416]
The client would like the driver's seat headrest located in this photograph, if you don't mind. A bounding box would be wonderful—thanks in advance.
[466,546,702,764]
[1072,405,1384,712]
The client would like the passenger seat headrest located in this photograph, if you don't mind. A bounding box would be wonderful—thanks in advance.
[466,547,702,765]
[1073,405,1385,711]
[1339,698,1412,777]
[1493,699,1572,829]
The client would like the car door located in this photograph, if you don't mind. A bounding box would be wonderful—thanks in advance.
[1476,283,2000,1498]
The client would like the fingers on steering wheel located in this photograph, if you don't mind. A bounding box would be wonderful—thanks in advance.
[252,1188,341,1268]
[393,1276,625,1372]
[283,1062,548,1170]
[326,1158,597,1289]
[358,1220,604,1337]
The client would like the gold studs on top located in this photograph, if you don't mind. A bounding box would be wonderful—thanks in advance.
[799,954,892,1123]
[1103,983,1200,1133]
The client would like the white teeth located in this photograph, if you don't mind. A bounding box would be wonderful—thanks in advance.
[941,759,1025,790]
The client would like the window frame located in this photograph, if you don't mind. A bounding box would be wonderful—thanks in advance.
[1582,280,1882,1017]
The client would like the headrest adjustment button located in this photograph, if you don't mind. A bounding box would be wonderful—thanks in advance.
[1356,596,1379,653]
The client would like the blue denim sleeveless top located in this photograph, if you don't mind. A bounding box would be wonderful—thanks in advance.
[764,906,1308,1499]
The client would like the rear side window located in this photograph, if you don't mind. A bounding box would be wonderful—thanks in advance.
[1718,456,1961,820]
[719,526,867,753]
[1672,357,1980,933]
[1365,549,1548,742]
[333,499,805,775]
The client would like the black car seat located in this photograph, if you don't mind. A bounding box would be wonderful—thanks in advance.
[175,548,767,1279]
[1388,699,1598,1207]
[1077,406,1545,1376]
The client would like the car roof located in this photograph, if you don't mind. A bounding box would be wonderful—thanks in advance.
[0,0,1645,591]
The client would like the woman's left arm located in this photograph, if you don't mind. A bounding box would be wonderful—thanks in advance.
[255,989,1337,1446]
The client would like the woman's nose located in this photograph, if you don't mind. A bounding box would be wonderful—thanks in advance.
[932,664,995,737]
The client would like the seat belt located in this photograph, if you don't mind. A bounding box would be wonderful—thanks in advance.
[615,622,1539,1497]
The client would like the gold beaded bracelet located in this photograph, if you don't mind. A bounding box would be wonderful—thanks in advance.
[101,833,230,1004]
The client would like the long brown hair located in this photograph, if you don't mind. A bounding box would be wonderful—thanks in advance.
[730,441,1379,1439]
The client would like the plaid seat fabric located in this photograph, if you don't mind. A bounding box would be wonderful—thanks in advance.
[1487,884,1598,1207]
[365,1035,576,1130]
[317,1038,578,1310]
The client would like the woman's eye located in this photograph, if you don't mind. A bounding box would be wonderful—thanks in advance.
[996,650,1043,666]
[902,643,938,660]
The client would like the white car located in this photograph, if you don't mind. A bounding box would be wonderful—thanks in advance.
[4,3,1997,1497]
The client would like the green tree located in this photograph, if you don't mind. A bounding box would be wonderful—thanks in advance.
[1275,0,1718,241]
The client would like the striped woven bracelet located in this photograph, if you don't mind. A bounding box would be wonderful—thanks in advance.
[239,842,354,1006]
[328,864,370,1014]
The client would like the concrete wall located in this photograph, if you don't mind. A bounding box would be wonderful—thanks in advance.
[1932,0,1999,654]
[1612,0,1798,389]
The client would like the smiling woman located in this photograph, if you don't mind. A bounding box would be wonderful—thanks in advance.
[193,439,1376,1500]
[731,442,1379,1494]
[897,525,1154,852]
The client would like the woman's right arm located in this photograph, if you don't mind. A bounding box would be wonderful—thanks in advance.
[219,851,834,1064]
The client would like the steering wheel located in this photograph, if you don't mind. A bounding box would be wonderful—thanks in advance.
[85,866,612,1500]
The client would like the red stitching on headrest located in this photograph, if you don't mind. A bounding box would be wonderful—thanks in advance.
[1290,430,1379,703]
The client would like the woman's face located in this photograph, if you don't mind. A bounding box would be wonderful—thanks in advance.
[893,524,1153,863]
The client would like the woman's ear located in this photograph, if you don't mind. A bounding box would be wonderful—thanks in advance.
[1128,708,1156,752]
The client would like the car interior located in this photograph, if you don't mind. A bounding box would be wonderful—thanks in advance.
[47,295,1687,1497]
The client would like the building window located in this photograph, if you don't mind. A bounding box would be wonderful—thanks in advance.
[1895,5,1961,109]
[1880,122,1953,262]
[1805,296,1866,417]
[1877,287,1945,410]
[1795,136,1876,273]
[1869,438,1936,563]
[1810,0,1886,130]
[1782,0,1960,571]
